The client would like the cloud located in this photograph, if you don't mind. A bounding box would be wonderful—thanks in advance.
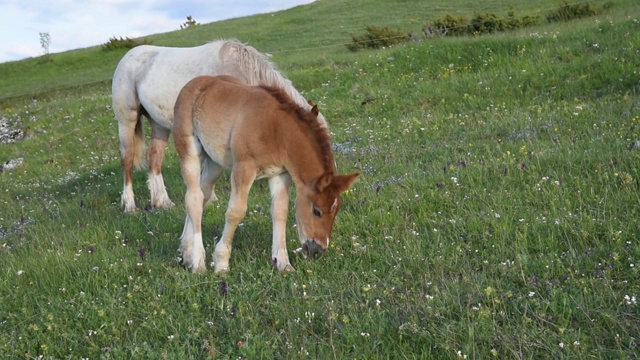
[0,0,314,63]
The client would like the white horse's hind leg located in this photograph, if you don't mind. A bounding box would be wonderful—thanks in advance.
[117,110,145,213]
[148,123,175,210]
[269,174,294,272]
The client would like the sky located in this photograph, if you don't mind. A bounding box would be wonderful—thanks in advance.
[0,0,315,63]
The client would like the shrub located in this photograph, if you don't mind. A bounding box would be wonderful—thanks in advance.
[424,9,540,38]
[424,14,470,37]
[469,12,506,34]
[102,36,149,51]
[469,11,540,34]
[546,2,602,23]
[503,9,540,30]
[347,25,409,51]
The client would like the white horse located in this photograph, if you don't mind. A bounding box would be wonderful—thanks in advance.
[112,40,327,213]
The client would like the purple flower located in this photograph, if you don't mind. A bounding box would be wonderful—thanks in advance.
[88,246,95,254]
[138,248,145,260]
[272,257,278,267]
[520,163,527,170]
[220,281,228,295]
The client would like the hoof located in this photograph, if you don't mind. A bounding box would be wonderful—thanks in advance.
[214,266,229,274]
[280,263,296,272]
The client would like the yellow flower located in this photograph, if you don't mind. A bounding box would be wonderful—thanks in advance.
[484,286,495,296]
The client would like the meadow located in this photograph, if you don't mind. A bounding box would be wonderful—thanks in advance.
[1,0,639,358]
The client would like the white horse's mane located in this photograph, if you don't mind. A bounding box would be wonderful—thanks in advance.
[219,40,328,126]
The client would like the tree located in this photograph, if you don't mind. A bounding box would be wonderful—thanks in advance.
[39,32,52,62]
[180,16,198,29]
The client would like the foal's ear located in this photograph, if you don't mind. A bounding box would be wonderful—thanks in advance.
[311,104,319,116]
[315,172,359,193]
[332,173,360,193]
[314,172,333,192]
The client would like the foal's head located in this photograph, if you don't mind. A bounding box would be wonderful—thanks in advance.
[295,172,359,258]
[261,87,359,259]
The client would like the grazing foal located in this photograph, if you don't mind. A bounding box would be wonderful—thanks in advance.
[173,76,358,273]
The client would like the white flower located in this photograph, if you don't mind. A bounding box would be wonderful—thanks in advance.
[17,270,24,276]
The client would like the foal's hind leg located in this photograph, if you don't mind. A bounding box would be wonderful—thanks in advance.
[178,141,207,273]
[148,122,175,210]
[201,158,224,207]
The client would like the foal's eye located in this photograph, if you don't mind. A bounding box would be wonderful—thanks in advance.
[312,206,322,218]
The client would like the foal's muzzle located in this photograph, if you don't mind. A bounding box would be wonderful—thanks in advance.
[302,240,325,259]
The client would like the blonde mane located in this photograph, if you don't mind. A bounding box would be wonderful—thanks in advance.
[259,85,335,173]
[220,40,328,127]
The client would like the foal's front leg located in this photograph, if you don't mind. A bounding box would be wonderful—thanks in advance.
[213,164,254,273]
[269,174,295,272]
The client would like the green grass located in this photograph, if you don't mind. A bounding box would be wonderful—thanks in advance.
[1,0,640,358]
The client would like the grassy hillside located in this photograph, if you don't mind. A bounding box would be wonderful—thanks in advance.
[1,0,640,358]
[2,0,564,100]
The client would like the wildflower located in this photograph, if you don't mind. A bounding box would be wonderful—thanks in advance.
[17,270,24,275]
[220,281,228,295]
[138,248,145,260]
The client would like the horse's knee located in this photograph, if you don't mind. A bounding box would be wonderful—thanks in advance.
[225,203,247,224]
[186,188,204,210]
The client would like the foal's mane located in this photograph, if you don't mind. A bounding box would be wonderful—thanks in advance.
[259,85,334,172]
